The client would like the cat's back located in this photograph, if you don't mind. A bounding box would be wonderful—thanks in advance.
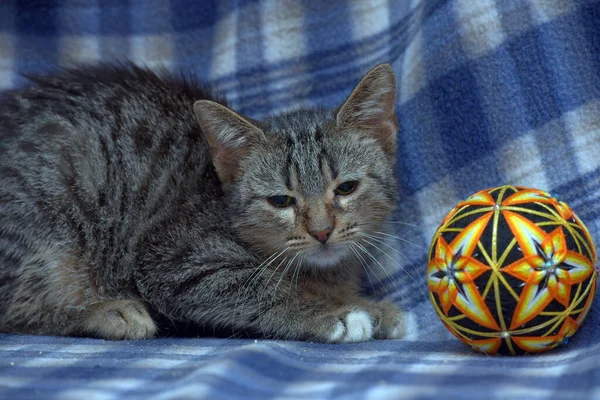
[0,63,224,183]
[0,64,225,245]
[0,64,224,146]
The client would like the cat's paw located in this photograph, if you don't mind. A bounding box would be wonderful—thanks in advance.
[326,309,374,343]
[371,301,404,340]
[310,307,375,343]
[312,302,404,343]
[81,299,157,340]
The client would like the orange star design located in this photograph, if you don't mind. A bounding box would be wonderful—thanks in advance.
[511,317,578,353]
[501,188,554,206]
[502,212,594,329]
[463,337,502,355]
[457,190,495,208]
[501,189,574,219]
[427,213,500,330]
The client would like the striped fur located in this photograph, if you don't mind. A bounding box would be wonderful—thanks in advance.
[0,63,403,342]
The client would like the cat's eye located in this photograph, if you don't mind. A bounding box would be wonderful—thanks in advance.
[267,195,296,208]
[335,181,358,195]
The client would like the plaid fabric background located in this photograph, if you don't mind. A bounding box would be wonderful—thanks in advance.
[1,0,599,399]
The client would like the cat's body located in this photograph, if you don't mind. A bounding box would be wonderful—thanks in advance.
[0,63,404,342]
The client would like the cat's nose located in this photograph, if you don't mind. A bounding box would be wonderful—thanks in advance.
[310,229,332,244]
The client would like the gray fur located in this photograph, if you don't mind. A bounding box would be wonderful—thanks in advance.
[0,63,403,342]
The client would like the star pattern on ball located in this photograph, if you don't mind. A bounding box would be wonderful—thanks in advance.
[502,211,593,329]
[510,317,579,353]
[427,213,500,330]
[427,185,598,355]
[501,189,574,220]
[463,316,580,354]
[455,188,575,220]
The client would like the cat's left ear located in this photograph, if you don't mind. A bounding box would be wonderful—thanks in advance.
[194,100,265,187]
[336,64,398,154]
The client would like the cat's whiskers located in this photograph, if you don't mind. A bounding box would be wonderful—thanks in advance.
[290,253,305,302]
[257,253,290,309]
[272,252,300,301]
[369,230,427,252]
[376,220,426,230]
[285,236,311,252]
[239,249,287,298]
[352,241,407,304]
[349,242,380,296]
[255,254,294,336]
[234,248,289,327]
[288,244,309,251]
[338,228,361,242]
[286,239,308,244]
[360,235,427,299]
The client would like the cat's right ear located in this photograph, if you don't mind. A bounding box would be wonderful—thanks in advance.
[194,100,265,187]
[336,64,398,155]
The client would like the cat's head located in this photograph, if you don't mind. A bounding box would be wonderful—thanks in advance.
[194,64,398,268]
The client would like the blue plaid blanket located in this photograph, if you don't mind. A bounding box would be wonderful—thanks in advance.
[1,0,599,399]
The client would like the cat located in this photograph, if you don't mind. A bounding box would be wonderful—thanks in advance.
[0,63,404,343]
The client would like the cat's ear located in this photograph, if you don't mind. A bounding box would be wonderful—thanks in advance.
[336,64,398,154]
[194,100,265,186]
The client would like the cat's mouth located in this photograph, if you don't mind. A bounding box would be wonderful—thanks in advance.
[302,242,349,268]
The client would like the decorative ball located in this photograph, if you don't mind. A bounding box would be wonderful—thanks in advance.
[427,185,598,355]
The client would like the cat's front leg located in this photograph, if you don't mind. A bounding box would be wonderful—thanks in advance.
[366,300,405,340]
[79,299,157,340]
[254,285,405,343]
[135,239,405,343]
[297,301,404,343]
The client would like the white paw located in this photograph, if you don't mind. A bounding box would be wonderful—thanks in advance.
[328,310,373,343]
[389,320,404,339]
[328,321,346,342]
[345,310,373,342]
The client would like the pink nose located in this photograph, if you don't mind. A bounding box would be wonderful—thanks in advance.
[310,229,332,244]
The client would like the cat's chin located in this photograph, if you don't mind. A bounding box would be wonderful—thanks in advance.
[302,243,350,269]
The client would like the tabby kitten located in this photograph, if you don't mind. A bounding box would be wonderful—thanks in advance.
[0,63,404,342]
